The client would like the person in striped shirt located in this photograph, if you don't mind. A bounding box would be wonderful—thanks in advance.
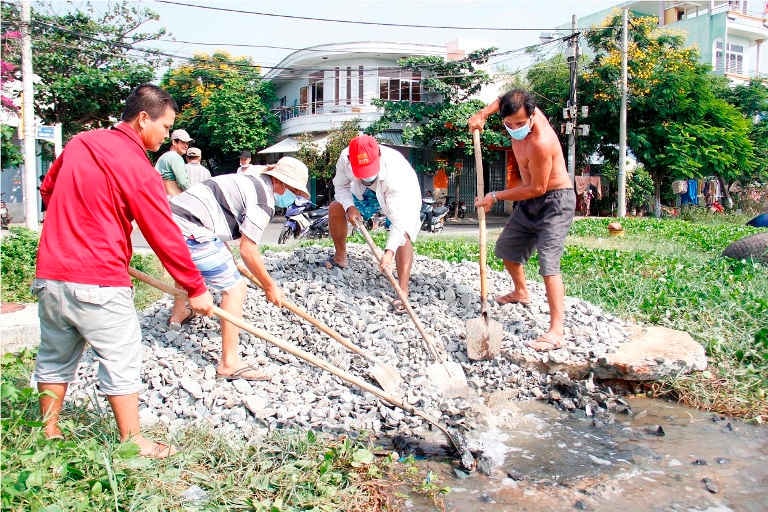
[168,156,310,381]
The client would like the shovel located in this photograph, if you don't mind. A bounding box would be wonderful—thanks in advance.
[128,266,475,470]
[353,219,468,397]
[465,129,504,360]
[226,251,403,394]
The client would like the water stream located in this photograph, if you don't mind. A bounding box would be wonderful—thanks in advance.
[398,397,768,511]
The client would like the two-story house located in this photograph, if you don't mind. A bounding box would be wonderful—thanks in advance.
[573,1,768,83]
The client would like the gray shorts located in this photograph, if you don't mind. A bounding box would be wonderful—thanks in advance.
[495,188,576,276]
[32,279,143,395]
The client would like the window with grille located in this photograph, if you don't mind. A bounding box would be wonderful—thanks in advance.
[378,68,422,102]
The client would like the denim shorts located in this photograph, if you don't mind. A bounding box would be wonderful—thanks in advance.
[186,238,244,291]
[32,279,143,395]
[353,189,381,221]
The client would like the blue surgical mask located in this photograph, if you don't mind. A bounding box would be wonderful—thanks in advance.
[274,190,296,208]
[505,118,532,140]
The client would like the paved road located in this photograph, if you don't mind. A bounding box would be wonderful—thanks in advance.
[131,215,508,251]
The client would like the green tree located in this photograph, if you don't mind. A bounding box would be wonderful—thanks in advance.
[296,119,361,202]
[367,48,507,166]
[716,79,768,183]
[579,14,754,211]
[1,1,165,139]
[161,52,279,172]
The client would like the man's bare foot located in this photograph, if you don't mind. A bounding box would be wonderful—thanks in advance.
[130,435,178,459]
[525,332,564,352]
[495,291,531,305]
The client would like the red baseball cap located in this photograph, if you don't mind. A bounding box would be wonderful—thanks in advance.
[348,135,380,179]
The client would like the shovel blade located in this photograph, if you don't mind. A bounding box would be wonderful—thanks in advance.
[425,361,469,398]
[368,363,403,395]
[465,316,503,360]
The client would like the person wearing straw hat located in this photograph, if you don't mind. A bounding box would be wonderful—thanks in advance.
[167,156,310,381]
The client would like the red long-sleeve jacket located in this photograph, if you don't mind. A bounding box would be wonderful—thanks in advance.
[36,122,206,297]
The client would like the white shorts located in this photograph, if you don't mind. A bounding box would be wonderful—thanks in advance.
[32,279,143,395]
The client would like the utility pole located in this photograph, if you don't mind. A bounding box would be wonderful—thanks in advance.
[566,15,578,185]
[617,8,628,218]
[21,0,38,230]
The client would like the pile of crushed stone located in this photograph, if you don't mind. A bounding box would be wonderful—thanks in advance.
[66,244,635,448]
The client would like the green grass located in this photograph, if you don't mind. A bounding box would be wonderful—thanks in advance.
[1,351,444,511]
[410,216,767,422]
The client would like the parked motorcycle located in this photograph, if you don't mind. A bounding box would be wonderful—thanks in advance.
[447,196,467,219]
[278,198,329,244]
[0,194,10,229]
[420,196,450,232]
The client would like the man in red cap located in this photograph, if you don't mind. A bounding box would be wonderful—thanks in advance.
[326,135,422,313]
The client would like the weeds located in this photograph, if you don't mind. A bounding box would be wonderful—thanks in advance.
[1,351,428,511]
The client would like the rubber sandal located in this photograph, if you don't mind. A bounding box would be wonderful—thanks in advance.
[139,441,178,459]
[391,298,408,315]
[525,332,564,352]
[321,255,347,270]
[168,309,195,330]
[216,364,273,382]
[495,292,531,306]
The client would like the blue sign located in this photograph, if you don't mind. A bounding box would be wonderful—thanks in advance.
[37,125,55,140]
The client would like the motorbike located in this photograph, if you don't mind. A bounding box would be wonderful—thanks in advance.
[447,196,467,219]
[420,196,450,232]
[0,194,10,229]
[278,197,329,244]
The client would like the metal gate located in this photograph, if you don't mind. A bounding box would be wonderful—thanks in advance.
[446,155,506,216]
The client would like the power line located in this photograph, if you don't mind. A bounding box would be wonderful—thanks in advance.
[156,0,618,33]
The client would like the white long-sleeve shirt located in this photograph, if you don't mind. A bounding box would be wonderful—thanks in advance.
[333,145,422,253]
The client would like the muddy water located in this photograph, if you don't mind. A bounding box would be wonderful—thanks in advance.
[400,397,768,511]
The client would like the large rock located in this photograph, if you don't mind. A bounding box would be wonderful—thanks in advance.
[592,325,707,380]
[0,303,39,355]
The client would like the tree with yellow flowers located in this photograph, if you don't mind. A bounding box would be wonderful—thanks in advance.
[161,52,279,173]
[579,13,753,213]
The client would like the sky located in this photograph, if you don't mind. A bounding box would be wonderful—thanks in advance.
[113,0,624,72]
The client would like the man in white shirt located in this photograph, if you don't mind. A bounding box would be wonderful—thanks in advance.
[185,147,212,186]
[326,135,421,313]
[236,150,254,174]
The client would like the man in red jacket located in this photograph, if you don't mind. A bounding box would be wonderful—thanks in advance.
[34,84,214,458]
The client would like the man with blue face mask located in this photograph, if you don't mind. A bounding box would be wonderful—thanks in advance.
[468,89,575,352]
[167,156,310,381]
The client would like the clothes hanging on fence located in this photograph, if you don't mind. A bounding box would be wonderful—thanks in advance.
[703,178,722,207]
[671,180,688,195]
[574,176,602,199]
[680,179,698,205]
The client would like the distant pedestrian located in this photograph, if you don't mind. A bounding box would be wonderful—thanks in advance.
[236,150,254,174]
[33,84,214,458]
[155,128,194,195]
[185,147,211,186]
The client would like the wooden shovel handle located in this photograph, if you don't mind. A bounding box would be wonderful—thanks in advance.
[353,219,442,361]
[473,129,489,312]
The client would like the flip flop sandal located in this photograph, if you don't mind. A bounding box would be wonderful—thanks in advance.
[391,298,408,315]
[495,292,531,306]
[168,309,195,330]
[525,332,564,352]
[216,364,273,382]
[321,255,347,270]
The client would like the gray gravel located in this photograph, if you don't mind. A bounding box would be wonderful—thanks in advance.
[66,244,634,445]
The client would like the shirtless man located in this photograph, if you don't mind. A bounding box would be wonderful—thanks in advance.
[469,89,575,351]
